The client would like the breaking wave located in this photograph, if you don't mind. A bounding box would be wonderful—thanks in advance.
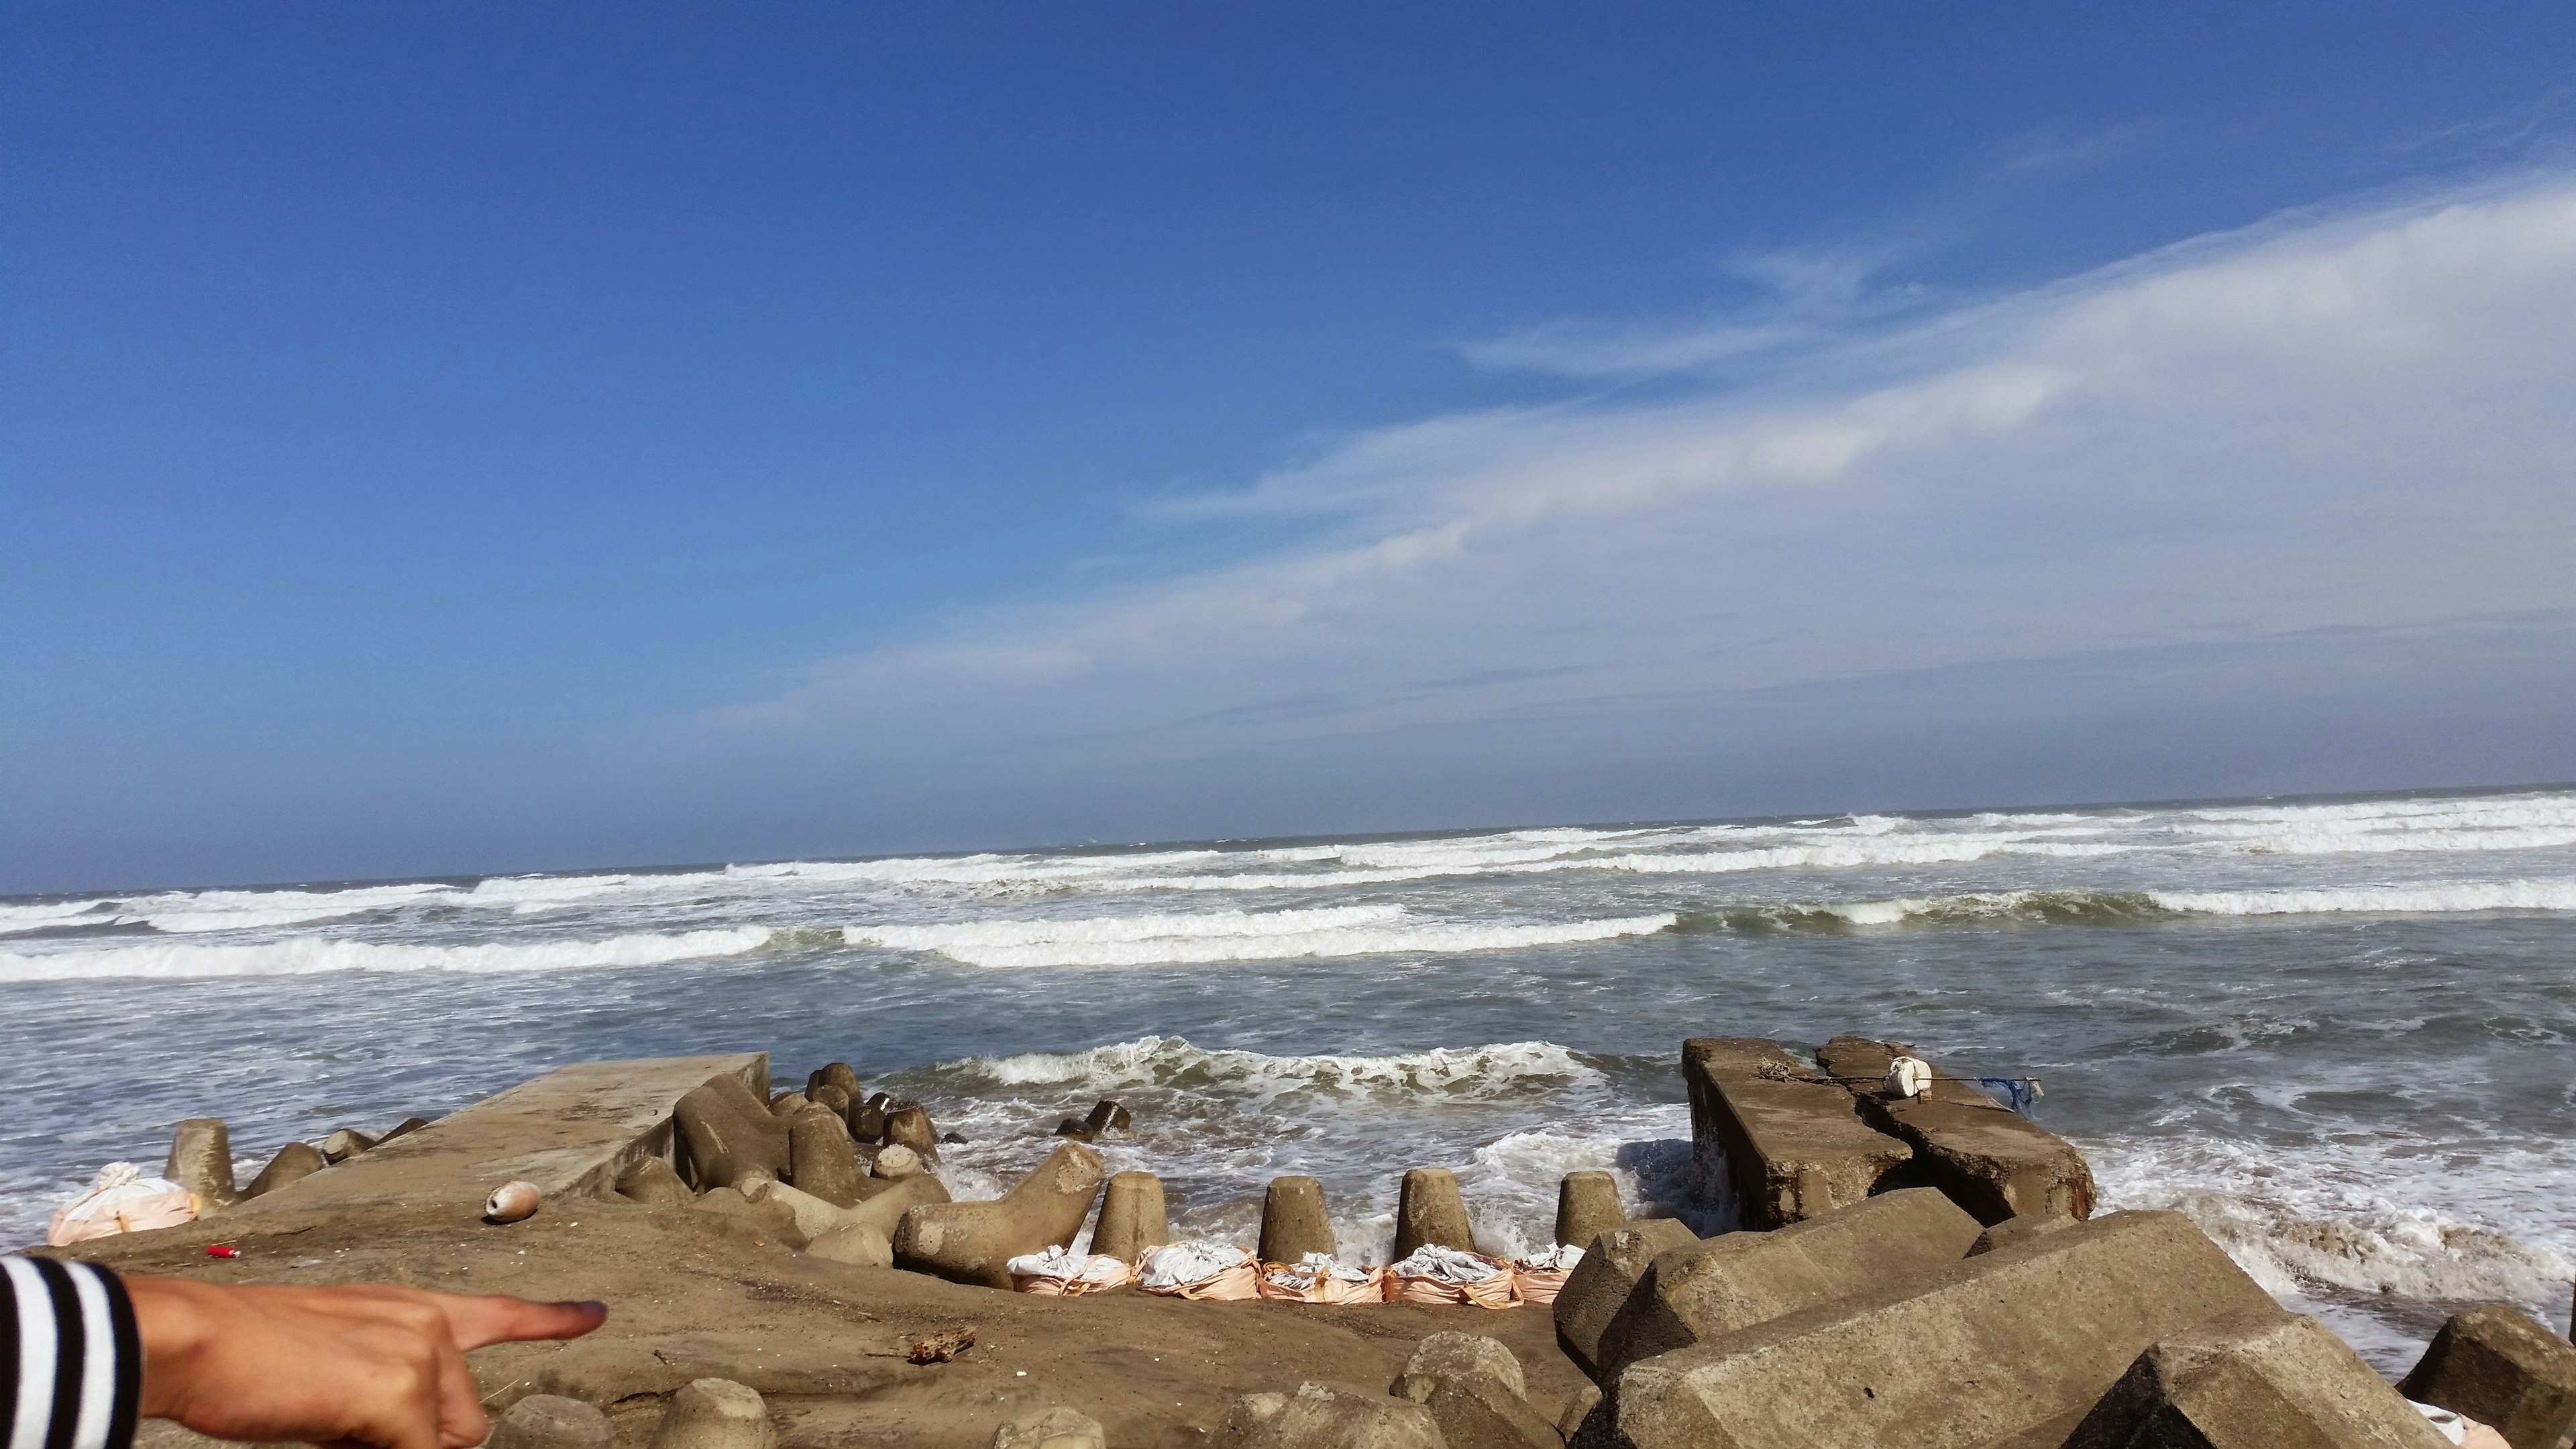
[0,926,780,982]
[931,1034,1609,1101]
[843,906,1674,967]
[2149,879,2576,916]
[1676,879,2576,932]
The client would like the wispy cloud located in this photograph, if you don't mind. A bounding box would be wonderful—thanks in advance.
[694,172,2576,800]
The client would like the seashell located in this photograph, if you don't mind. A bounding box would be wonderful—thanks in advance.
[482,1179,541,1224]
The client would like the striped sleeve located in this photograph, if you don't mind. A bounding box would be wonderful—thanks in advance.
[1,1257,141,1449]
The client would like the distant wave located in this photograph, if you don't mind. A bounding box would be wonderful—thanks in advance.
[0,926,780,982]
[927,1034,1608,1100]
[843,906,1674,967]
[2149,879,2576,916]
[1674,879,2576,932]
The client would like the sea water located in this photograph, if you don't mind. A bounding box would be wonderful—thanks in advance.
[5,786,2573,1371]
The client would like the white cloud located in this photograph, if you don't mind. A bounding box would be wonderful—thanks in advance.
[701,174,2576,782]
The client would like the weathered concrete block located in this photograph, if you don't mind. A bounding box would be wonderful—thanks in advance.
[881,1102,938,1157]
[1555,1218,1698,1380]
[870,1144,924,1181]
[892,1141,1106,1288]
[1615,1210,2279,1449]
[649,1379,775,1449]
[740,1177,877,1242]
[843,1170,950,1240]
[706,1074,786,1136]
[1259,1175,1336,1264]
[991,1406,1106,1449]
[1971,1212,2076,1256]
[676,1086,789,1191]
[164,1118,238,1210]
[1091,1171,1169,1261]
[1392,1167,1478,1260]
[785,1107,865,1206]
[690,1187,805,1248]
[380,1116,431,1142]
[2399,1303,2576,1449]
[242,1141,326,1199]
[1557,1171,1624,1250]
[811,1062,862,1102]
[1597,1185,1984,1384]
[804,1223,893,1268]
[319,1128,376,1163]
[1393,1332,1527,1403]
[614,1157,694,1207]
[1214,1383,1443,1449]
[488,1393,611,1449]
[808,1083,851,1121]
[1558,1383,1603,1442]
[1425,1380,1562,1449]
[2065,1309,2449,1449]
[1682,1038,1911,1229]
[766,1091,809,1118]
[1815,1036,2096,1224]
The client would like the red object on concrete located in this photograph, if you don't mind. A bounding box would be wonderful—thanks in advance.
[204,1244,239,1258]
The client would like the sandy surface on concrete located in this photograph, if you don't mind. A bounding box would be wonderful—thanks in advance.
[58,1191,1594,1448]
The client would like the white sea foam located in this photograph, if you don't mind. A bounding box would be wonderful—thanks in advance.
[951,1034,1605,1098]
[0,900,114,935]
[845,907,1673,967]
[0,927,777,982]
[2150,879,2576,916]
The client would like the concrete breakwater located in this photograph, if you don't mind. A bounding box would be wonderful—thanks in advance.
[40,1037,2576,1449]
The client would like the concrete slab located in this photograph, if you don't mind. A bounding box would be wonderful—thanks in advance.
[2067,1310,2450,1449]
[1815,1036,2095,1224]
[1682,1038,1912,1230]
[229,1053,768,1216]
[1613,1210,2279,1449]
[1595,1187,1983,1383]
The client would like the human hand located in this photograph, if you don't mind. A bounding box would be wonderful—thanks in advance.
[127,1276,606,1449]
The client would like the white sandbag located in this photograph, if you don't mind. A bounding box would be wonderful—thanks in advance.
[48,1162,196,1246]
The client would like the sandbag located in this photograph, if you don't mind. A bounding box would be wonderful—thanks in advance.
[1136,1240,1260,1301]
[1386,1244,1517,1309]
[48,1162,196,1245]
[1510,1242,1585,1305]
[1007,1245,1134,1297]
[1256,1252,1388,1305]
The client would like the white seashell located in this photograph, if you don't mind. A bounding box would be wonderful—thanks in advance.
[482,1179,541,1224]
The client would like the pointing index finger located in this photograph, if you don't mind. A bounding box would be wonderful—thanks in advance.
[433,1295,609,1352]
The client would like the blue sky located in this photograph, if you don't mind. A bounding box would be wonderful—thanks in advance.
[7,5,2576,892]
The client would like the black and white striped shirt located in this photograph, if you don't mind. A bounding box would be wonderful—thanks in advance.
[1,1257,140,1449]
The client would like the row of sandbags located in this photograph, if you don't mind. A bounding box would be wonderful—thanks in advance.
[1004,1240,1584,1307]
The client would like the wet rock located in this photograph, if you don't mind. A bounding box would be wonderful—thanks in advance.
[320,1128,376,1163]
[1552,1218,1697,1381]
[164,1118,238,1210]
[940,1131,968,1145]
[676,1085,789,1190]
[1554,1171,1622,1250]
[813,1062,862,1102]
[1091,1171,1169,1261]
[614,1158,694,1207]
[804,1223,894,1267]
[1391,1167,1478,1261]
[648,1379,776,1449]
[851,1093,890,1144]
[1056,1099,1132,1140]
[489,1394,610,1449]
[881,1102,938,1157]
[241,1141,326,1199]
[991,1406,1106,1449]
[1214,1383,1442,1449]
[1258,1175,1336,1265]
[892,1140,1106,1289]
[786,1107,865,1207]
[2400,1303,2576,1449]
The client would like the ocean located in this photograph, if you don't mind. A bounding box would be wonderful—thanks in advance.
[5,785,2573,1372]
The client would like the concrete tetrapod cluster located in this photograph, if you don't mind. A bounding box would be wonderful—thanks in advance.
[158,1111,431,1214]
